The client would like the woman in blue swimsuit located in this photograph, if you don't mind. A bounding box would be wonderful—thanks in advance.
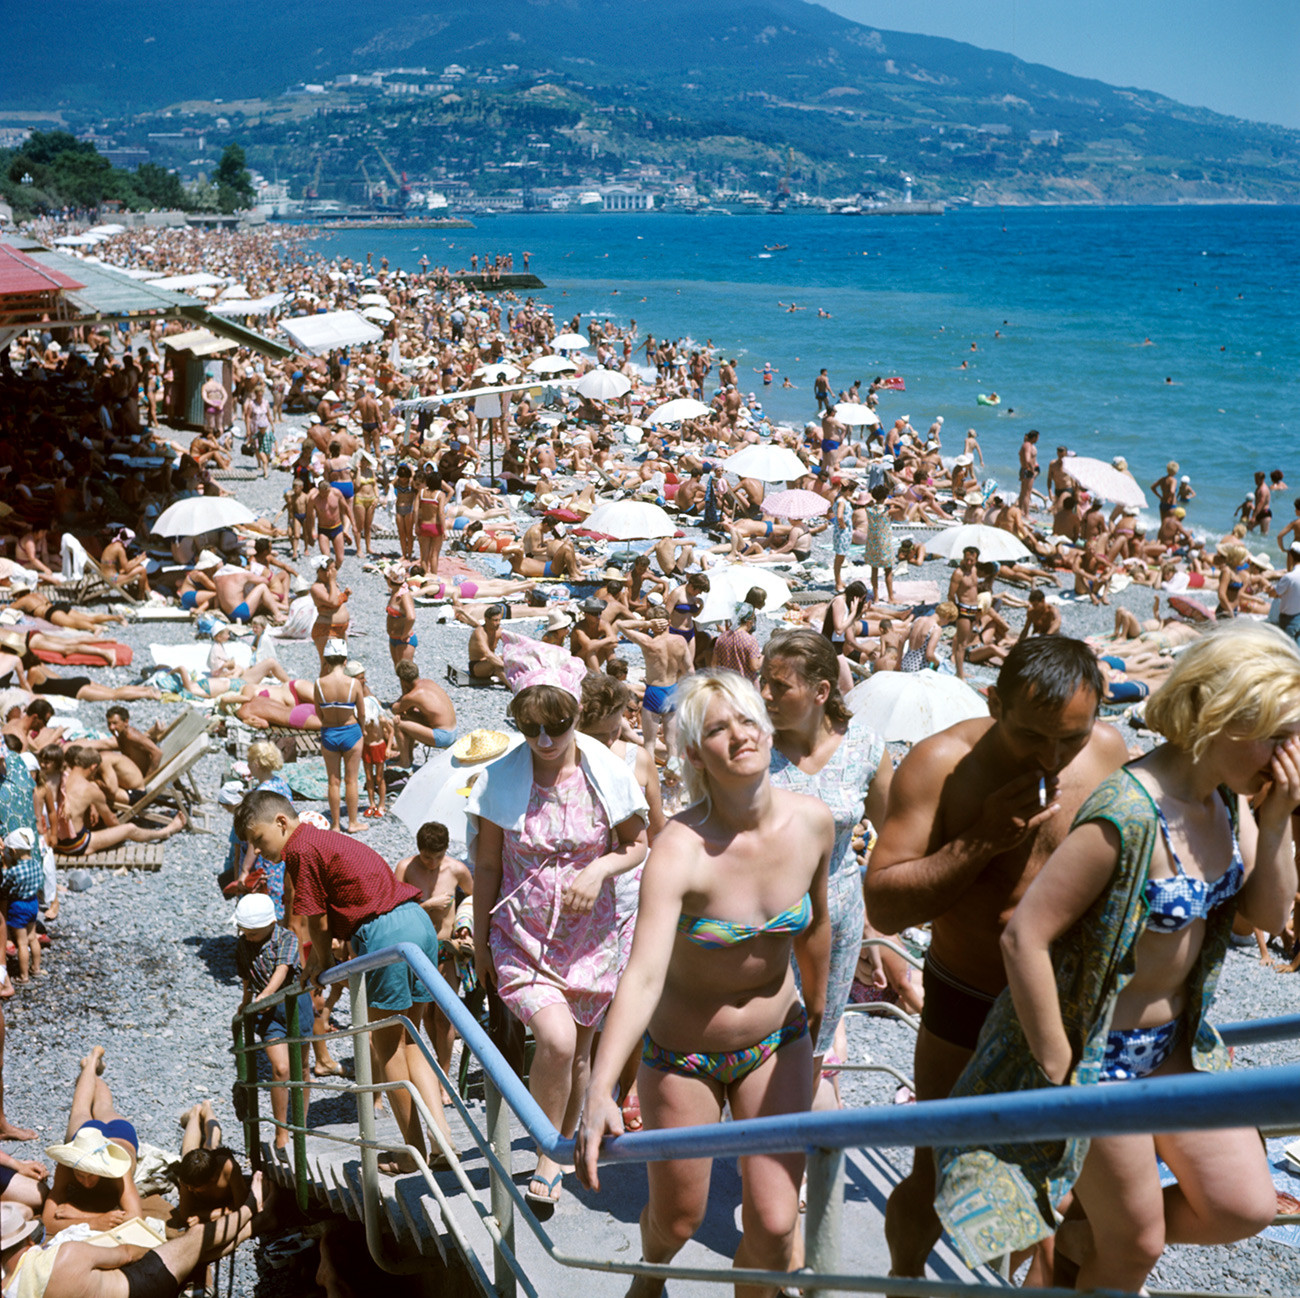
[936,624,1300,1291]
[577,671,833,1295]
[314,639,364,834]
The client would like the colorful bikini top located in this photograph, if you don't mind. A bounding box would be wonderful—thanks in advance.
[1145,798,1244,932]
[677,894,812,948]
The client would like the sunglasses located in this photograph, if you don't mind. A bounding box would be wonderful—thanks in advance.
[517,716,576,740]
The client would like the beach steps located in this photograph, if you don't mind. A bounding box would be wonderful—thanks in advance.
[258,1094,1005,1295]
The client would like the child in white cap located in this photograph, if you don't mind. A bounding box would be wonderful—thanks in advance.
[0,829,43,984]
[233,893,313,1151]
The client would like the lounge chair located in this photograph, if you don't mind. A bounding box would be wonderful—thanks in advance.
[55,840,166,871]
[127,733,209,823]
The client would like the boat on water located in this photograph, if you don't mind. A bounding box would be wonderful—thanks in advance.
[764,243,788,252]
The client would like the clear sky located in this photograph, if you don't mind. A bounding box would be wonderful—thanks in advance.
[814,0,1300,131]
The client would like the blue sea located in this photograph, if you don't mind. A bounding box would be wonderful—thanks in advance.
[305,206,1299,534]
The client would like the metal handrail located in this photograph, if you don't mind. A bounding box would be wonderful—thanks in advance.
[231,941,1300,1296]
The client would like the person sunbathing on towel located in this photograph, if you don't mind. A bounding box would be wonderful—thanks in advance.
[9,591,128,635]
[50,746,186,857]
[214,569,284,626]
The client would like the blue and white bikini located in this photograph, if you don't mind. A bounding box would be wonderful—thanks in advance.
[1101,798,1244,1082]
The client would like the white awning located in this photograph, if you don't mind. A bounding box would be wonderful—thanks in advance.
[160,328,237,356]
[211,292,287,318]
[149,272,227,290]
[279,310,383,356]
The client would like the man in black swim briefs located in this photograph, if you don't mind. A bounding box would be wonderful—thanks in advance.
[866,636,1127,1281]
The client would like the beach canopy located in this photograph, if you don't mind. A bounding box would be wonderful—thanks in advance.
[724,443,808,482]
[830,402,880,427]
[695,565,791,625]
[149,272,226,291]
[647,397,711,424]
[151,496,255,537]
[527,354,578,375]
[279,310,383,355]
[928,523,1032,563]
[574,369,631,401]
[581,500,677,540]
[210,292,287,318]
[845,671,988,744]
[762,488,830,520]
[1063,456,1147,509]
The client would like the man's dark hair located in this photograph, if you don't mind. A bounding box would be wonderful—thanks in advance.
[25,700,53,723]
[416,822,450,854]
[996,636,1103,714]
[106,705,129,723]
[484,604,504,620]
[232,789,295,840]
[176,1146,238,1189]
[395,660,419,684]
[744,587,767,609]
[1028,589,1047,604]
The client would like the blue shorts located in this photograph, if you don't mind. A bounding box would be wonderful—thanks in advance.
[79,1118,139,1152]
[389,633,418,649]
[644,683,677,716]
[256,991,316,1044]
[335,481,354,500]
[232,602,251,623]
[181,590,198,610]
[5,896,38,929]
[321,523,344,541]
[432,728,456,748]
[0,1166,13,1192]
[351,901,440,1012]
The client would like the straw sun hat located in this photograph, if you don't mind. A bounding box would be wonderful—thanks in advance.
[451,730,510,764]
[46,1127,133,1179]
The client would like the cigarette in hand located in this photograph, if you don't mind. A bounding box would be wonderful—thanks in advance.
[1038,777,1048,808]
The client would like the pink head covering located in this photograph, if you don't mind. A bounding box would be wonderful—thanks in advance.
[500,630,585,701]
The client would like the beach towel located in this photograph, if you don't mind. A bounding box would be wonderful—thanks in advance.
[34,642,132,667]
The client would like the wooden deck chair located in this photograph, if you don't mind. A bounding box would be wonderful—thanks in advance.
[55,841,166,871]
[82,554,142,606]
[445,664,501,689]
[154,707,210,769]
[128,733,209,822]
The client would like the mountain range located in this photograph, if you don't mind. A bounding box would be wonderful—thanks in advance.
[8,0,1299,204]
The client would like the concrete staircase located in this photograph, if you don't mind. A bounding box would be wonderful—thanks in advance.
[256,1087,1006,1295]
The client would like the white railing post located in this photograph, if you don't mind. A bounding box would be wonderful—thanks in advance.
[802,1146,844,1297]
[484,1075,517,1298]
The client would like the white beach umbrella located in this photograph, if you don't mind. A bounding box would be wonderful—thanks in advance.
[360,276,382,287]
[527,355,579,375]
[356,292,389,306]
[695,565,791,626]
[219,284,250,300]
[552,332,590,350]
[1063,456,1147,509]
[473,361,522,382]
[151,497,256,537]
[762,488,831,520]
[361,306,395,323]
[647,397,711,424]
[723,443,809,482]
[391,736,523,849]
[830,402,880,427]
[575,369,631,401]
[927,523,1031,563]
[192,285,219,298]
[845,672,988,744]
[582,501,678,540]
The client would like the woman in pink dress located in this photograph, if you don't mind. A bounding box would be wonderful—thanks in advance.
[469,633,648,1207]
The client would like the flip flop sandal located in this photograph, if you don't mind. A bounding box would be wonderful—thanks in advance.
[524,1170,563,1206]
[620,1094,643,1132]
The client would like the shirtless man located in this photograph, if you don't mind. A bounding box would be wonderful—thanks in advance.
[1015,588,1062,641]
[354,388,382,455]
[51,746,186,857]
[94,705,162,781]
[1251,470,1273,534]
[1016,428,1040,515]
[213,567,282,626]
[2,1174,270,1298]
[458,604,507,684]
[570,599,618,671]
[391,660,457,763]
[1045,445,1075,500]
[1149,460,1179,516]
[619,617,692,776]
[947,547,982,681]
[501,539,590,581]
[394,821,473,1103]
[311,478,350,567]
[867,638,1127,1281]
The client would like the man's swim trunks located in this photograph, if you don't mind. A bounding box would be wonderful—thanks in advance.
[920,951,998,1051]
[643,683,678,716]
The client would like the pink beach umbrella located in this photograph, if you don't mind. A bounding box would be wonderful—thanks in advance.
[762,489,831,520]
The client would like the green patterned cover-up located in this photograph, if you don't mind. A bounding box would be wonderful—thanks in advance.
[933,769,1235,1266]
